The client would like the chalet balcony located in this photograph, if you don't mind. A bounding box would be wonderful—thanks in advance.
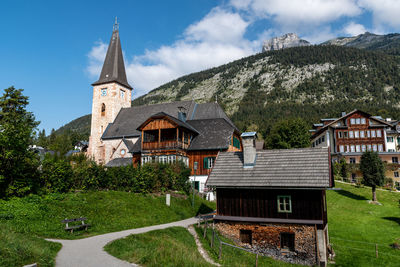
[142,140,189,151]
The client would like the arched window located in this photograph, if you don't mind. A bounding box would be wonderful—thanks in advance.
[101,103,106,116]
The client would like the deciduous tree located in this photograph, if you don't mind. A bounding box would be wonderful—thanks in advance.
[266,118,310,149]
[0,87,39,197]
[360,151,385,202]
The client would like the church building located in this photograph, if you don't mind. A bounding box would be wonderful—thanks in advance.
[87,21,243,195]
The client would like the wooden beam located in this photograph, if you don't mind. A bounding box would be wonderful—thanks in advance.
[214,215,324,225]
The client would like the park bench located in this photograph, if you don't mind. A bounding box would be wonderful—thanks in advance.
[61,217,90,233]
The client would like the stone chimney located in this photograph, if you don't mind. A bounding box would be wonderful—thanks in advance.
[241,132,257,167]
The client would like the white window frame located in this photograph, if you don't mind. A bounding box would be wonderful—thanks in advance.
[349,131,354,138]
[378,144,383,152]
[360,131,365,138]
[362,145,366,152]
[356,118,361,124]
[351,145,355,152]
[356,145,361,152]
[367,130,370,138]
[355,131,359,138]
[377,130,382,138]
[339,145,344,153]
[371,130,376,138]
[277,195,292,213]
[350,118,355,124]
[373,144,377,152]
[361,118,366,124]
[367,144,372,151]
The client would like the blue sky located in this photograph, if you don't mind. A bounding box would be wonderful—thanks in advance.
[1,0,399,134]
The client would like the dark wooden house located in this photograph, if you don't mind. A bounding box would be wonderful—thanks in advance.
[206,132,333,266]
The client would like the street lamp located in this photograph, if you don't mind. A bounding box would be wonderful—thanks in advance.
[192,161,198,207]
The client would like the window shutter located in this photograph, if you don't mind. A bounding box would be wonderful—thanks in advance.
[203,157,208,169]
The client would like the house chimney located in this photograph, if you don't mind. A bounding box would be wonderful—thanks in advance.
[241,132,257,168]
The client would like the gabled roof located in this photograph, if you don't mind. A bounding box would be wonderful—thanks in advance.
[206,147,331,188]
[312,109,392,138]
[102,101,196,139]
[187,119,235,151]
[92,27,132,89]
[136,112,199,134]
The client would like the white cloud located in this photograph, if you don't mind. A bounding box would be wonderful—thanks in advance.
[232,0,361,27]
[87,7,256,97]
[87,41,107,77]
[343,21,367,36]
[358,0,400,29]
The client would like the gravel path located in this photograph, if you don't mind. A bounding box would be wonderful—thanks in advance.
[187,225,220,266]
[46,217,197,267]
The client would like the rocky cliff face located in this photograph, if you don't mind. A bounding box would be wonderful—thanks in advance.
[262,33,311,52]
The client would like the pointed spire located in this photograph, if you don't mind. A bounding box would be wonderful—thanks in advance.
[92,19,132,89]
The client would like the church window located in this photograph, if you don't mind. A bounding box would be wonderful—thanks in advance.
[101,103,106,116]
[121,149,126,156]
[101,88,107,96]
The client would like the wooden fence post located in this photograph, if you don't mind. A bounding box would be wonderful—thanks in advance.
[375,244,378,258]
[219,242,222,259]
[255,253,259,267]
[204,220,207,238]
[211,229,215,248]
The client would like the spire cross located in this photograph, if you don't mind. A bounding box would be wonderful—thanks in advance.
[113,17,119,31]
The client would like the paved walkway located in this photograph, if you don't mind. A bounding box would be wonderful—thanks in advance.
[46,217,197,267]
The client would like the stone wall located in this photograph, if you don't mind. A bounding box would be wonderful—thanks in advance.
[215,221,317,266]
[87,82,132,164]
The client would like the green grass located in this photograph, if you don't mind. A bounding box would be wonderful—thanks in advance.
[327,182,400,267]
[105,227,213,267]
[0,224,61,267]
[0,191,215,266]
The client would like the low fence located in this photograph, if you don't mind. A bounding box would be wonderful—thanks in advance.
[197,214,261,266]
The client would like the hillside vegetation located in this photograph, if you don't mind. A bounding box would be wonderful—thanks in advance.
[58,45,400,140]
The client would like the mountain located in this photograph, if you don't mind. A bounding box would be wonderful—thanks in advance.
[262,33,311,52]
[322,32,400,55]
[58,44,400,141]
[54,114,91,138]
[133,45,400,137]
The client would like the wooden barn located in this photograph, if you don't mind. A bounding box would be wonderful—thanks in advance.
[206,132,333,266]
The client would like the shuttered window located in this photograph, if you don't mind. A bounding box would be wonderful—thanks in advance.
[232,136,240,149]
[203,157,216,169]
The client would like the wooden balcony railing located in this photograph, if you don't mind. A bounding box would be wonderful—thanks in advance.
[142,140,189,150]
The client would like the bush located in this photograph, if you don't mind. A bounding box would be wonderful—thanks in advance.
[37,154,192,194]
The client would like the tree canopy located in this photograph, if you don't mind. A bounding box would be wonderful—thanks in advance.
[266,118,310,149]
[0,87,39,197]
[360,151,385,202]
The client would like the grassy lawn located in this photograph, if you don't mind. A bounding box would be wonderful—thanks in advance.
[105,227,213,267]
[0,191,215,266]
[327,182,400,267]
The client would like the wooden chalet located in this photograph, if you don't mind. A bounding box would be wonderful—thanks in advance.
[103,100,242,196]
[206,132,333,266]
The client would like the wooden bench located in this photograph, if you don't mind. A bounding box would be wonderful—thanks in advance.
[61,217,90,233]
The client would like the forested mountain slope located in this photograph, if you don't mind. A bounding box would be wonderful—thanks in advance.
[58,45,400,140]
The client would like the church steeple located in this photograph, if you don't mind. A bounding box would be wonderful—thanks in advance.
[92,18,132,89]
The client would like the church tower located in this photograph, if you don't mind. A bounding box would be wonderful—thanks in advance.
[88,19,133,163]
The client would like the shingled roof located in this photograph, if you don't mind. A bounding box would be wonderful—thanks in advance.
[206,147,331,188]
[187,119,235,151]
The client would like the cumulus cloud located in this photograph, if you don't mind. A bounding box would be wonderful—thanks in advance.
[232,0,361,26]
[358,0,400,29]
[87,41,107,77]
[88,7,256,97]
[343,21,367,36]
